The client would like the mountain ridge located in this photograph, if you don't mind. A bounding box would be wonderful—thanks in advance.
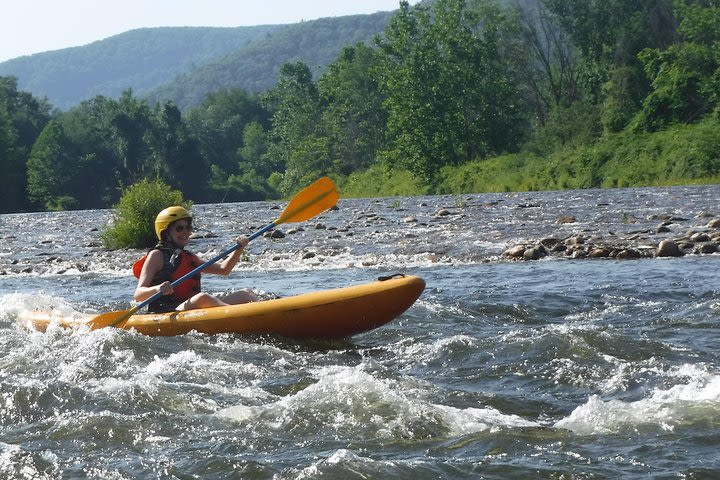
[149,12,394,110]
[0,12,394,111]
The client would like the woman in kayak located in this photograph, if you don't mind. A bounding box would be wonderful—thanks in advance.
[133,206,258,313]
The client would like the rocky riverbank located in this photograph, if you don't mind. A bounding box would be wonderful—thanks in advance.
[3,186,720,278]
[503,214,720,261]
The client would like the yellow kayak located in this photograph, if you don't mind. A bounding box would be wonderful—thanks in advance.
[18,275,425,338]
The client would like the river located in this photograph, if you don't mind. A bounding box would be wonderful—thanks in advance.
[1,185,720,478]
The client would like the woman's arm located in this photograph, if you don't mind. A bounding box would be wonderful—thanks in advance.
[202,236,249,276]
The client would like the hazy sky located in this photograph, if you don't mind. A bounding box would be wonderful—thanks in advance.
[0,1,415,63]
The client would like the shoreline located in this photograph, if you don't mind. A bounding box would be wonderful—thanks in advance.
[503,214,720,261]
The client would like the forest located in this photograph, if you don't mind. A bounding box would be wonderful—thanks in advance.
[1,0,719,213]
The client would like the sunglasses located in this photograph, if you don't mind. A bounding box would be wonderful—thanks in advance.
[173,224,193,233]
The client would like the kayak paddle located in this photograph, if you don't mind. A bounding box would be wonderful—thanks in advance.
[88,176,339,330]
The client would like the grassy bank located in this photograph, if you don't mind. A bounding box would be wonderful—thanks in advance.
[341,116,720,197]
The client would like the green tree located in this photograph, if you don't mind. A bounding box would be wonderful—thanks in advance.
[27,92,211,210]
[239,121,274,176]
[264,61,332,194]
[184,88,269,179]
[376,0,527,180]
[0,76,53,212]
[636,0,720,129]
[0,102,21,207]
[318,43,388,174]
[149,102,206,200]
[202,121,277,202]
[112,89,154,183]
[26,121,77,210]
[509,1,582,127]
[61,96,123,206]
[26,95,128,210]
[542,0,675,131]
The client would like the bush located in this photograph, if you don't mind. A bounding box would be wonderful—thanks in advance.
[341,163,430,197]
[436,152,548,194]
[207,165,280,202]
[46,195,78,212]
[434,114,720,194]
[102,179,190,250]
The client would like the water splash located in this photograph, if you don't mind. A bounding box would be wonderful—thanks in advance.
[218,364,537,442]
[555,366,720,435]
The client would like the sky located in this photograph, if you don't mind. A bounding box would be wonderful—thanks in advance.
[0,0,415,63]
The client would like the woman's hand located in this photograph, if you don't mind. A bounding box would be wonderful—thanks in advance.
[158,281,173,296]
[236,236,250,249]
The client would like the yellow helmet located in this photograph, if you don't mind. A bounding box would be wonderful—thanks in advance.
[155,206,192,240]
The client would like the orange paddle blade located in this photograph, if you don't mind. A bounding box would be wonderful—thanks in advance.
[87,306,137,330]
[276,177,338,225]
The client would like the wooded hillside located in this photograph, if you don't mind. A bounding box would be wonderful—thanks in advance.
[0,12,393,111]
[148,13,394,110]
[0,26,283,110]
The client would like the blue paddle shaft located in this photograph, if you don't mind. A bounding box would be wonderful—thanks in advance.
[135,221,276,311]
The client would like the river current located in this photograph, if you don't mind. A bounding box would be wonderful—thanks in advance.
[1,185,720,478]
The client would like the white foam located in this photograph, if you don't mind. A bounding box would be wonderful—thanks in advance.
[0,293,75,317]
[244,251,460,272]
[0,293,80,333]
[555,367,720,435]
[293,449,378,479]
[396,335,478,366]
[0,442,51,480]
[217,364,537,438]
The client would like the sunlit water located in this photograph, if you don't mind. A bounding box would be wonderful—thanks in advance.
[2,185,720,478]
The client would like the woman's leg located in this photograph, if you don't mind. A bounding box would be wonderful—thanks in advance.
[217,288,258,305]
[176,289,258,311]
[176,292,226,310]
